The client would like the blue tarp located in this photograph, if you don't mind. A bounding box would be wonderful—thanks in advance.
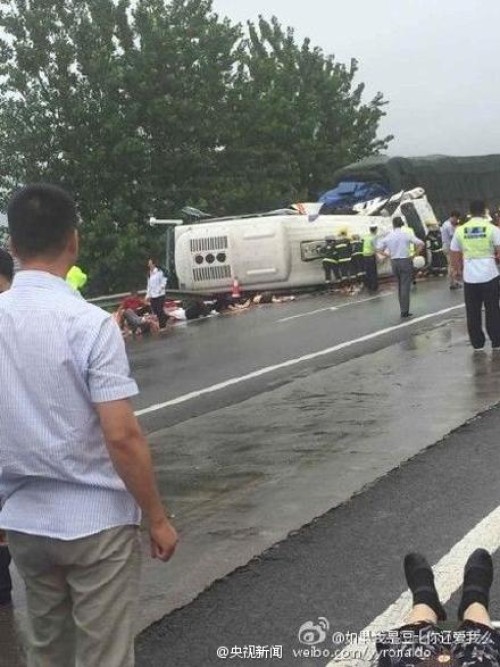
[318,181,391,212]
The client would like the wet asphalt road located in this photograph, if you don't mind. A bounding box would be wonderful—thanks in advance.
[131,280,463,432]
[5,277,500,667]
[136,398,500,667]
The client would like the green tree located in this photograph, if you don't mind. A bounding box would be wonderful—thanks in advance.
[0,2,392,293]
[214,16,392,212]
[124,0,241,217]
[0,0,157,293]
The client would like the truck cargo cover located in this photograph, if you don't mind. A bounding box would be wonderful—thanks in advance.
[330,155,500,219]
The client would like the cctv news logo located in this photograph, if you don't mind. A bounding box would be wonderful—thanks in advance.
[294,617,375,661]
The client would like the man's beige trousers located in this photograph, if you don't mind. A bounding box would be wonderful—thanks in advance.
[7,525,141,667]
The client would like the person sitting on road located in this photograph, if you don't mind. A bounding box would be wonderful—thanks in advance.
[377,549,500,666]
[115,290,160,337]
[121,290,150,316]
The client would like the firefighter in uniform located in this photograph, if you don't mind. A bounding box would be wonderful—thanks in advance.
[450,200,500,350]
[350,234,365,286]
[322,236,340,287]
[425,221,447,276]
[362,224,379,293]
[335,228,352,289]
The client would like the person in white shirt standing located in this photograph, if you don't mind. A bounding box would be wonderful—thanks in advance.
[0,184,178,666]
[377,216,425,319]
[441,210,462,289]
[146,258,168,329]
[450,200,500,351]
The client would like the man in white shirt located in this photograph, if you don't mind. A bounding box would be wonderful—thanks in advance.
[377,216,425,318]
[450,200,500,350]
[0,184,177,666]
[441,210,462,289]
[146,258,168,329]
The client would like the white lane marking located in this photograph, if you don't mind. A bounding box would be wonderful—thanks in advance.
[326,504,500,666]
[278,306,339,321]
[277,293,392,323]
[134,304,464,417]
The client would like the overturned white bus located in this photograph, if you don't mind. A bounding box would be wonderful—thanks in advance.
[173,189,437,294]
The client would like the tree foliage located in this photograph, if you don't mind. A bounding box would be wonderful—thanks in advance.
[0,0,392,293]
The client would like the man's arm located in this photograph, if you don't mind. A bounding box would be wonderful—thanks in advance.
[412,235,425,253]
[450,250,463,275]
[96,399,178,561]
[88,317,177,560]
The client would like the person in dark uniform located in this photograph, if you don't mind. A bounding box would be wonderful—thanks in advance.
[322,236,340,287]
[350,234,365,285]
[335,229,353,288]
[426,221,448,276]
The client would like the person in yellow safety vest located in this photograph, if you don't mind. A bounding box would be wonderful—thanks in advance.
[362,224,379,293]
[66,265,87,292]
[450,199,500,351]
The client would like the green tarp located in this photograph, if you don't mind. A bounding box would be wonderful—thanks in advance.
[332,155,500,220]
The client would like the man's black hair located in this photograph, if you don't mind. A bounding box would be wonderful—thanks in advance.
[7,184,77,260]
[392,216,405,228]
[0,248,14,282]
[470,200,486,217]
[450,210,461,219]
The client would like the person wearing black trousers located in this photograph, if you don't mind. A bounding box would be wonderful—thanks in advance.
[146,258,168,329]
[377,549,500,667]
[450,201,500,351]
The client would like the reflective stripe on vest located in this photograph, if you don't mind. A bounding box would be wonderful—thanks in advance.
[362,234,376,256]
[455,219,495,259]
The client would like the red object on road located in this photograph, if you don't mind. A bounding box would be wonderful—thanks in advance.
[231,277,241,299]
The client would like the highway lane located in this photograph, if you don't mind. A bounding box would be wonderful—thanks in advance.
[136,399,500,667]
[131,280,465,432]
[118,276,500,633]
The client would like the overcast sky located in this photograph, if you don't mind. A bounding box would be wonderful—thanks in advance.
[212,0,500,157]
